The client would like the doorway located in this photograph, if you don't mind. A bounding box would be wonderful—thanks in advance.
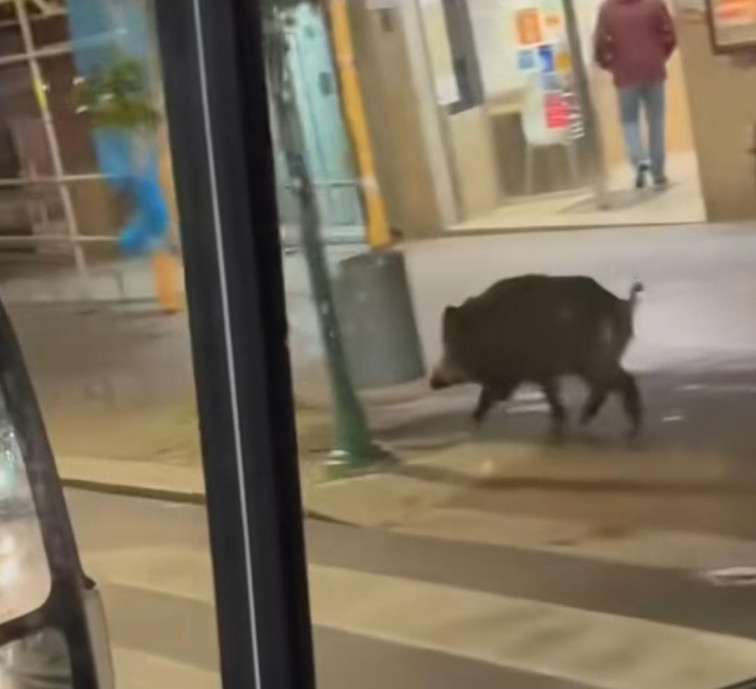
[417,0,706,231]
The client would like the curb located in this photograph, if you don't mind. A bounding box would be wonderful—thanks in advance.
[60,476,205,505]
[60,476,354,525]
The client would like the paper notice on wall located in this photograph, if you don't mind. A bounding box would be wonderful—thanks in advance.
[517,48,537,71]
[434,75,460,106]
[538,44,556,72]
[544,92,568,130]
[554,48,572,73]
[542,0,565,38]
[515,8,543,45]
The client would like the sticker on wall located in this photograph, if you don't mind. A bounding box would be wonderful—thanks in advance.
[541,72,562,91]
[538,44,556,73]
[515,9,542,45]
[517,48,537,71]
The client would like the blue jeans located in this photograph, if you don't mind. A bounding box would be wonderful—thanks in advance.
[617,80,666,182]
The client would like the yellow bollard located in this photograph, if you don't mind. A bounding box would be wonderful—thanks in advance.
[152,249,181,313]
[154,126,182,313]
[328,0,391,248]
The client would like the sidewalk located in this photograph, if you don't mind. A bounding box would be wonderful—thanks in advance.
[56,436,756,532]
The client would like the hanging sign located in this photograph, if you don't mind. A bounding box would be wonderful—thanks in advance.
[706,0,756,51]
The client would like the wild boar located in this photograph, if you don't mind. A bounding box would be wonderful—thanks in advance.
[429,274,643,435]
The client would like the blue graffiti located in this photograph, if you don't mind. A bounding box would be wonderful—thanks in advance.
[67,0,168,255]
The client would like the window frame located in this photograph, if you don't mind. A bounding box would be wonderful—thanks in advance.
[153,1,316,688]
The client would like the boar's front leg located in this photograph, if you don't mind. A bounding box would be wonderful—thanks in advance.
[541,378,567,437]
[472,386,495,425]
[472,382,517,425]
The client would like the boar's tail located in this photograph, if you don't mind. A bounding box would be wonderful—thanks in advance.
[628,280,644,313]
[610,280,644,358]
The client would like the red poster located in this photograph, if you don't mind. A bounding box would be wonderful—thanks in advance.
[544,93,568,130]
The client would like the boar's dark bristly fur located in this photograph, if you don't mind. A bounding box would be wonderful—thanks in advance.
[430,274,642,436]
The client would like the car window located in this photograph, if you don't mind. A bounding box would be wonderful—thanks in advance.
[0,381,50,625]
[260,0,756,688]
[0,1,220,686]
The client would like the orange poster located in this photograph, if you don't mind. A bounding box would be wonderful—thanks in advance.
[516,9,542,46]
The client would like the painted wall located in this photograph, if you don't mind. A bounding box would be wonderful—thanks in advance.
[347,0,444,238]
[674,1,756,220]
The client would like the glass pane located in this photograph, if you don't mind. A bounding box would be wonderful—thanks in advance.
[0,388,50,625]
[261,0,756,688]
[0,1,217,687]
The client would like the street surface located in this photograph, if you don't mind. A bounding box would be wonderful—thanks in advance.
[11,223,756,461]
[10,224,756,687]
[67,486,756,689]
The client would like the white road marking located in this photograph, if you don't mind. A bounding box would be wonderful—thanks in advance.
[394,508,756,571]
[85,548,756,689]
[310,565,756,689]
[112,647,218,689]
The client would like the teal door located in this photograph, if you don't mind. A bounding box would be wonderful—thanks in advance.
[285,4,364,243]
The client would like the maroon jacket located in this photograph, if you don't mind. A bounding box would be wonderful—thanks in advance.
[594,0,677,88]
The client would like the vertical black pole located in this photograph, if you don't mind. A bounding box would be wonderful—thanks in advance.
[562,0,608,206]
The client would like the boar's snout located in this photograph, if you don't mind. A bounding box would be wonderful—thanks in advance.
[429,355,467,390]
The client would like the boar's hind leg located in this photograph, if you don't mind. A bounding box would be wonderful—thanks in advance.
[541,379,567,435]
[581,369,642,434]
[618,369,642,435]
[580,384,609,427]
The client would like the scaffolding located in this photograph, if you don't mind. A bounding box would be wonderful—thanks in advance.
[0,0,156,303]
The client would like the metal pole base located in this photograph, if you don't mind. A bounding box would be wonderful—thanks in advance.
[324,443,395,479]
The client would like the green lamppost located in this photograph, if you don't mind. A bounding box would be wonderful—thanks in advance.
[263,2,384,469]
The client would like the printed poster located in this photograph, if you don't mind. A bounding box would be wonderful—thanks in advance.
[515,8,542,45]
[541,72,562,91]
[544,92,568,130]
[538,44,556,73]
[517,48,537,71]
[554,48,572,73]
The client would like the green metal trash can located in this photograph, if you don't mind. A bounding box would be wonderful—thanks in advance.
[334,249,425,390]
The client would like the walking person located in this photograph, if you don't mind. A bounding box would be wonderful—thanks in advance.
[594,0,677,190]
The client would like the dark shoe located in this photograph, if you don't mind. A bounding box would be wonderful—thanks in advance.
[635,163,649,189]
[653,176,669,191]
